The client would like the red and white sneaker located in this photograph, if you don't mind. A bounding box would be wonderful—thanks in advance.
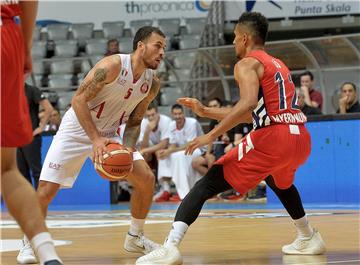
[154,191,171,202]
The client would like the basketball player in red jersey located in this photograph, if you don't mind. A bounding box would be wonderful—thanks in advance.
[136,12,326,265]
[1,1,62,265]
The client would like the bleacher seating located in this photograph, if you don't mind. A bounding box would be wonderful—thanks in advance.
[50,60,74,74]
[129,19,153,36]
[31,41,47,58]
[179,35,201,49]
[48,74,74,89]
[119,37,133,53]
[71,23,94,41]
[47,24,70,40]
[54,40,78,57]
[85,39,107,56]
[184,18,206,35]
[102,21,125,39]
[161,86,183,105]
[158,18,181,37]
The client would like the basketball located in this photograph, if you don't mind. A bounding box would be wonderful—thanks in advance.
[95,143,133,181]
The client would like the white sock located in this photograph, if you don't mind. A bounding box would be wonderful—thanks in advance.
[293,215,313,238]
[162,181,171,192]
[31,232,61,264]
[165,221,188,247]
[129,217,145,236]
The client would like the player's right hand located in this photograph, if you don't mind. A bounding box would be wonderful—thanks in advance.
[92,137,117,164]
[177,97,205,117]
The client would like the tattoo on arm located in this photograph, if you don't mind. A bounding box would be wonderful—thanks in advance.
[76,68,107,101]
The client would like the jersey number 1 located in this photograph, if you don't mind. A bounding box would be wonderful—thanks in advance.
[275,72,299,110]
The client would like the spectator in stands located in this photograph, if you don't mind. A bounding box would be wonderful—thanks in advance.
[300,71,323,110]
[44,108,61,132]
[138,104,172,201]
[337,82,360,114]
[191,98,221,176]
[104,39,120,56]
[156,104,204,202]
[17,83,53,189]
[297,88,322,116]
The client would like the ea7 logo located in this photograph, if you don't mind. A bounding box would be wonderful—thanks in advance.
[49,162,61,170]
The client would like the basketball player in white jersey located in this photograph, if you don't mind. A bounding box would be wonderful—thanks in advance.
[17,26,166,264]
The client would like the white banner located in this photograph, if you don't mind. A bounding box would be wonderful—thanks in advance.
[225,0,360,20]
[37,0,211,28]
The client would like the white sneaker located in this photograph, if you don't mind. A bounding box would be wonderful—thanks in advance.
[17,238,38,264]
[136,243,182,265]
[282,229,326,255]
[124,232,161,254]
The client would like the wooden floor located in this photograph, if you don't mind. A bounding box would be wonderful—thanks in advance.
[1,206,359,265]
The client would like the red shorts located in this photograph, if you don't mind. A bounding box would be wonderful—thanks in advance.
[215,124,311,194]
[1,19,33,147]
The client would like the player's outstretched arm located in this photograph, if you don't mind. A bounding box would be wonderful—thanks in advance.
[72,55,120,163]
[177,97,232,121]
[123,75,161,150]
[185,59,259,155]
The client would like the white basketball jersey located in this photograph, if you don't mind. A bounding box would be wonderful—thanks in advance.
[66,54,153,138]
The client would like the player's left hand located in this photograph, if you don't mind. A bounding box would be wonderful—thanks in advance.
[186,134,215,155]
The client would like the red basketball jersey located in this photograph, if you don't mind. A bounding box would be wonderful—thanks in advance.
[1,2,21,19]
[246,50,306,130]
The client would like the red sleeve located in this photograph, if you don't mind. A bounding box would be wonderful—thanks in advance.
[310,90,323,107]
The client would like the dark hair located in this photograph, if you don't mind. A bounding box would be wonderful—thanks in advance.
[171,104,183,112]
[107,39,118,45]
[238,12,268,44]
[300,71,314,81]
[209,97,223,107]
[341,82,357,92]
[133,26,165,51]
[147,102,158,111]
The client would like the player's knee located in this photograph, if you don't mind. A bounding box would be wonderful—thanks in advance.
[37,181,59,205]
[134,170,155,189]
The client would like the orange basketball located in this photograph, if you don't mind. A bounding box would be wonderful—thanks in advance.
[95,143,133,181]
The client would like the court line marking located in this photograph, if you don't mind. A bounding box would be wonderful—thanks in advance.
[291,260,360,265]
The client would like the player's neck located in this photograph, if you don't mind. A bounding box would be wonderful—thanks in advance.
[249,45,265,53]
[130,53,146,81]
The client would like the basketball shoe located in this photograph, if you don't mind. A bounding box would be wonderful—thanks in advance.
[17,237,38,264]
[282,229,326,255]
[135,242,182,265]
[124,232,161,254]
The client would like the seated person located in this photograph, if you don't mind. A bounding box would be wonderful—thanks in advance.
[104,39,120,56]
[156,104,205,202]
[337,82,360,113]
[138,104,172,200]
[297,88,322,116]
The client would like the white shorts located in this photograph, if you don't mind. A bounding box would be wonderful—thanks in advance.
[40,111,144,188]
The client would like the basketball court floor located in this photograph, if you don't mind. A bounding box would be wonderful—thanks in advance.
[1,201,359,265]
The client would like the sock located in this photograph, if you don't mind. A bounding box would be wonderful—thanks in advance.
[165,221,188,247]
[293,215,313,238]
[31,232,61,264]
[129,217,145,236]
[162,181,171,192]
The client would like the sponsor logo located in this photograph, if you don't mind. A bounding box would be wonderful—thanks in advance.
[140,83,149,94]
[49,162,61,170]
[125,1,208,16]
[195,0,212,12]
[271,112,307,124]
